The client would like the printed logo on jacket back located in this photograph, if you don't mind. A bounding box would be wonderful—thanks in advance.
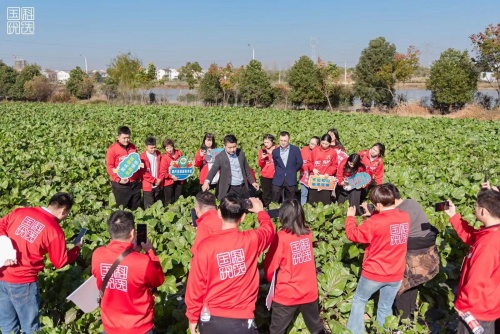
[15,216,45,243]
[290,238,312,265]
[390,223,409,245]
[217,249,247,280]
[100,264,128,292]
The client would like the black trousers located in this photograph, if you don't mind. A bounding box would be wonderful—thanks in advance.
[272,180,296,204]
[143,187,163,209]
[199,316,258,334]
[164,181,183,205]
[260,176,273,207]
[227,184,250,199]
[308,189,332,205]
[111,181,141,210]
[270,300,325,334]
[337,188,363,215]
[393,286,418,320]
[457,318,500,334]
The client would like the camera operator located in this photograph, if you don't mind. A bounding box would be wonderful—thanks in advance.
[185,195,275,334]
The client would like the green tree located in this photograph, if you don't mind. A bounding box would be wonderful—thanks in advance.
[178,61,203,90]
[146,63,157,82]
[470,23,500,99]
[24,76,53,102]
[198,64,223,105]
[353,37,396,108]
[239,60,274,108]
[317,61,342,110]
[426,48,478,113]
[219,63,244,106]
[106,53,143,97]
[9,64,41,100]
[288,56,325,109]
[66,66,94,99]
[0,62,18,99]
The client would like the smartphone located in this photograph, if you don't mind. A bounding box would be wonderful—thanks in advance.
[367,204,375,214]
[74,228,87,244]
[191,208,198,227]
[267,208,279,219]
[136,224,147,246]
[262,148,267,155]
[484,171,489,183]
[434,201,450,212]
[243,198,253,212]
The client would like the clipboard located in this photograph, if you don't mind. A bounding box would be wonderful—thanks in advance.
[66,276,100,313]
[266,270,277,310]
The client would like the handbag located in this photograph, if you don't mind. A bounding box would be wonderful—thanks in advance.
[97,248,133,305]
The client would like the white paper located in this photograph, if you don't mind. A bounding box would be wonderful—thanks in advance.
[266,270,277,310]
[67,276,100,313]
[0,236,17,268]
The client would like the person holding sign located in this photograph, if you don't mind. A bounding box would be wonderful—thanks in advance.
[202,134,259,200]
[140,136,163,209]
[263,199,325,334]
[336,153,368,215]
[91,211,164,334]
[194,133,218,188]
[359,143,385,186]
[258,134,276,207]
[306,134,338,205]
[299,136,320,205]
[159,138,184,205]
[0,193,81,334]
[106,126,142,210]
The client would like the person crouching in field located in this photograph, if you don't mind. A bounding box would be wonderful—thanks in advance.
[139,136,163,209]
[92,211,165,334]
[263,199,325,334]
[345,184,410,334]
[444,189,500,334]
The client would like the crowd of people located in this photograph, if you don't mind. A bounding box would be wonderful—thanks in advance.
[0,125,499,334]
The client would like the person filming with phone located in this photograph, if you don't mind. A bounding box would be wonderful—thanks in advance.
[91,211,165,334]
[443,189,500,334]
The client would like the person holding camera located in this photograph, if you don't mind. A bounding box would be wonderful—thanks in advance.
[91,211,165,334]
[263,199,325,334]
[345,184,410,334]
[185,196,275,334]
[444,189,500,334]
[258,134,277,207]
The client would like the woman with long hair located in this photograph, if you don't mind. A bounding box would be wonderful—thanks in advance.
[328,128,348,166]
[358,143,385,186]
[258,134,276,207]
[336,153,367,215]
[264,199,325,334]
[194,133,217,188]
[307,134,338,205]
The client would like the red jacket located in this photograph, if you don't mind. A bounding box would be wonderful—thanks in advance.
[359,149,384,185]
[158,149,183,187]
[258,146,276,179]
[300,146,313,174]
[0,207,80,284]
[185,211,275,323]
[333,146,348,167]
[191,209,223,255]
[336,159,367,186]
[450,214,500,321]
[91,240,165,334]
[345,209,410,282]
[106,142,140,183]
[263,230,318,305]
[139,150,162,191]
[306,146,338,176]
[194,149,209,185]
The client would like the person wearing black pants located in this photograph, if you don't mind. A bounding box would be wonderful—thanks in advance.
[199,317,258,334]
[164,182,182,205]
[270,300,325,334]
[143,187,163,208]
[258,134,277,207]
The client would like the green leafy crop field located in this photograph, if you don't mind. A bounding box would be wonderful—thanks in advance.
[0,103,499,333]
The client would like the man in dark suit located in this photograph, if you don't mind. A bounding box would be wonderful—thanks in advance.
[202,134,259,200]
[271,131,303,203]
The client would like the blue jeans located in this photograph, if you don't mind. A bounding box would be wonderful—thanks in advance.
[347,276,402,334]
[300,183,309,205]
[0,281,40,334]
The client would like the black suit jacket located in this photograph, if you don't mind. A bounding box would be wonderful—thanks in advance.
[272,145,303,186]
[205,148,255,200]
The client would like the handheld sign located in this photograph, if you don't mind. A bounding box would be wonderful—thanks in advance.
[308,175,337,190]
[112,152,143,179]
[169,156,195,181]
[300,171,310,187]
[205,148,224,164]
[344,172,371,190]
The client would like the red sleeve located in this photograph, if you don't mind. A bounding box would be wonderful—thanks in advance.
[258,150,268,169]
[345,216,373,244]
[0,211,13,236]
[374,159,384,185]
[141,157,157,185]
[263,234,282,283]
[106,145,120,183]
[194,149,204,168]
[306,150,316,172]
[337,159,347,184]
[324,149,338,176]
[47,230,80,269]
[255,211,276,254]
[185,247,208,323]
[191,223,211,255]
[449,214,477,246]
[158,154,173,180]
[144,250,165,288]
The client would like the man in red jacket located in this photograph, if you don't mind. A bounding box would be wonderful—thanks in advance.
[185,195,275,334]
[139,136,162,209]
[191,191,222,256]
[106,126,141,210]
[92,210,165,334]
[445,189,500,334]
[0,193,81,334]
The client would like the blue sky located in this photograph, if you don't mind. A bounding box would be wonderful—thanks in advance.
[0,0,499,71]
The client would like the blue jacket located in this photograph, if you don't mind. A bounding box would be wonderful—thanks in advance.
[272,145,303,186]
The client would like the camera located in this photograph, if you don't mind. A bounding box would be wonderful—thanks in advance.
[262,148,267,155]
[360,203,376,215]
[243,199,253,212]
